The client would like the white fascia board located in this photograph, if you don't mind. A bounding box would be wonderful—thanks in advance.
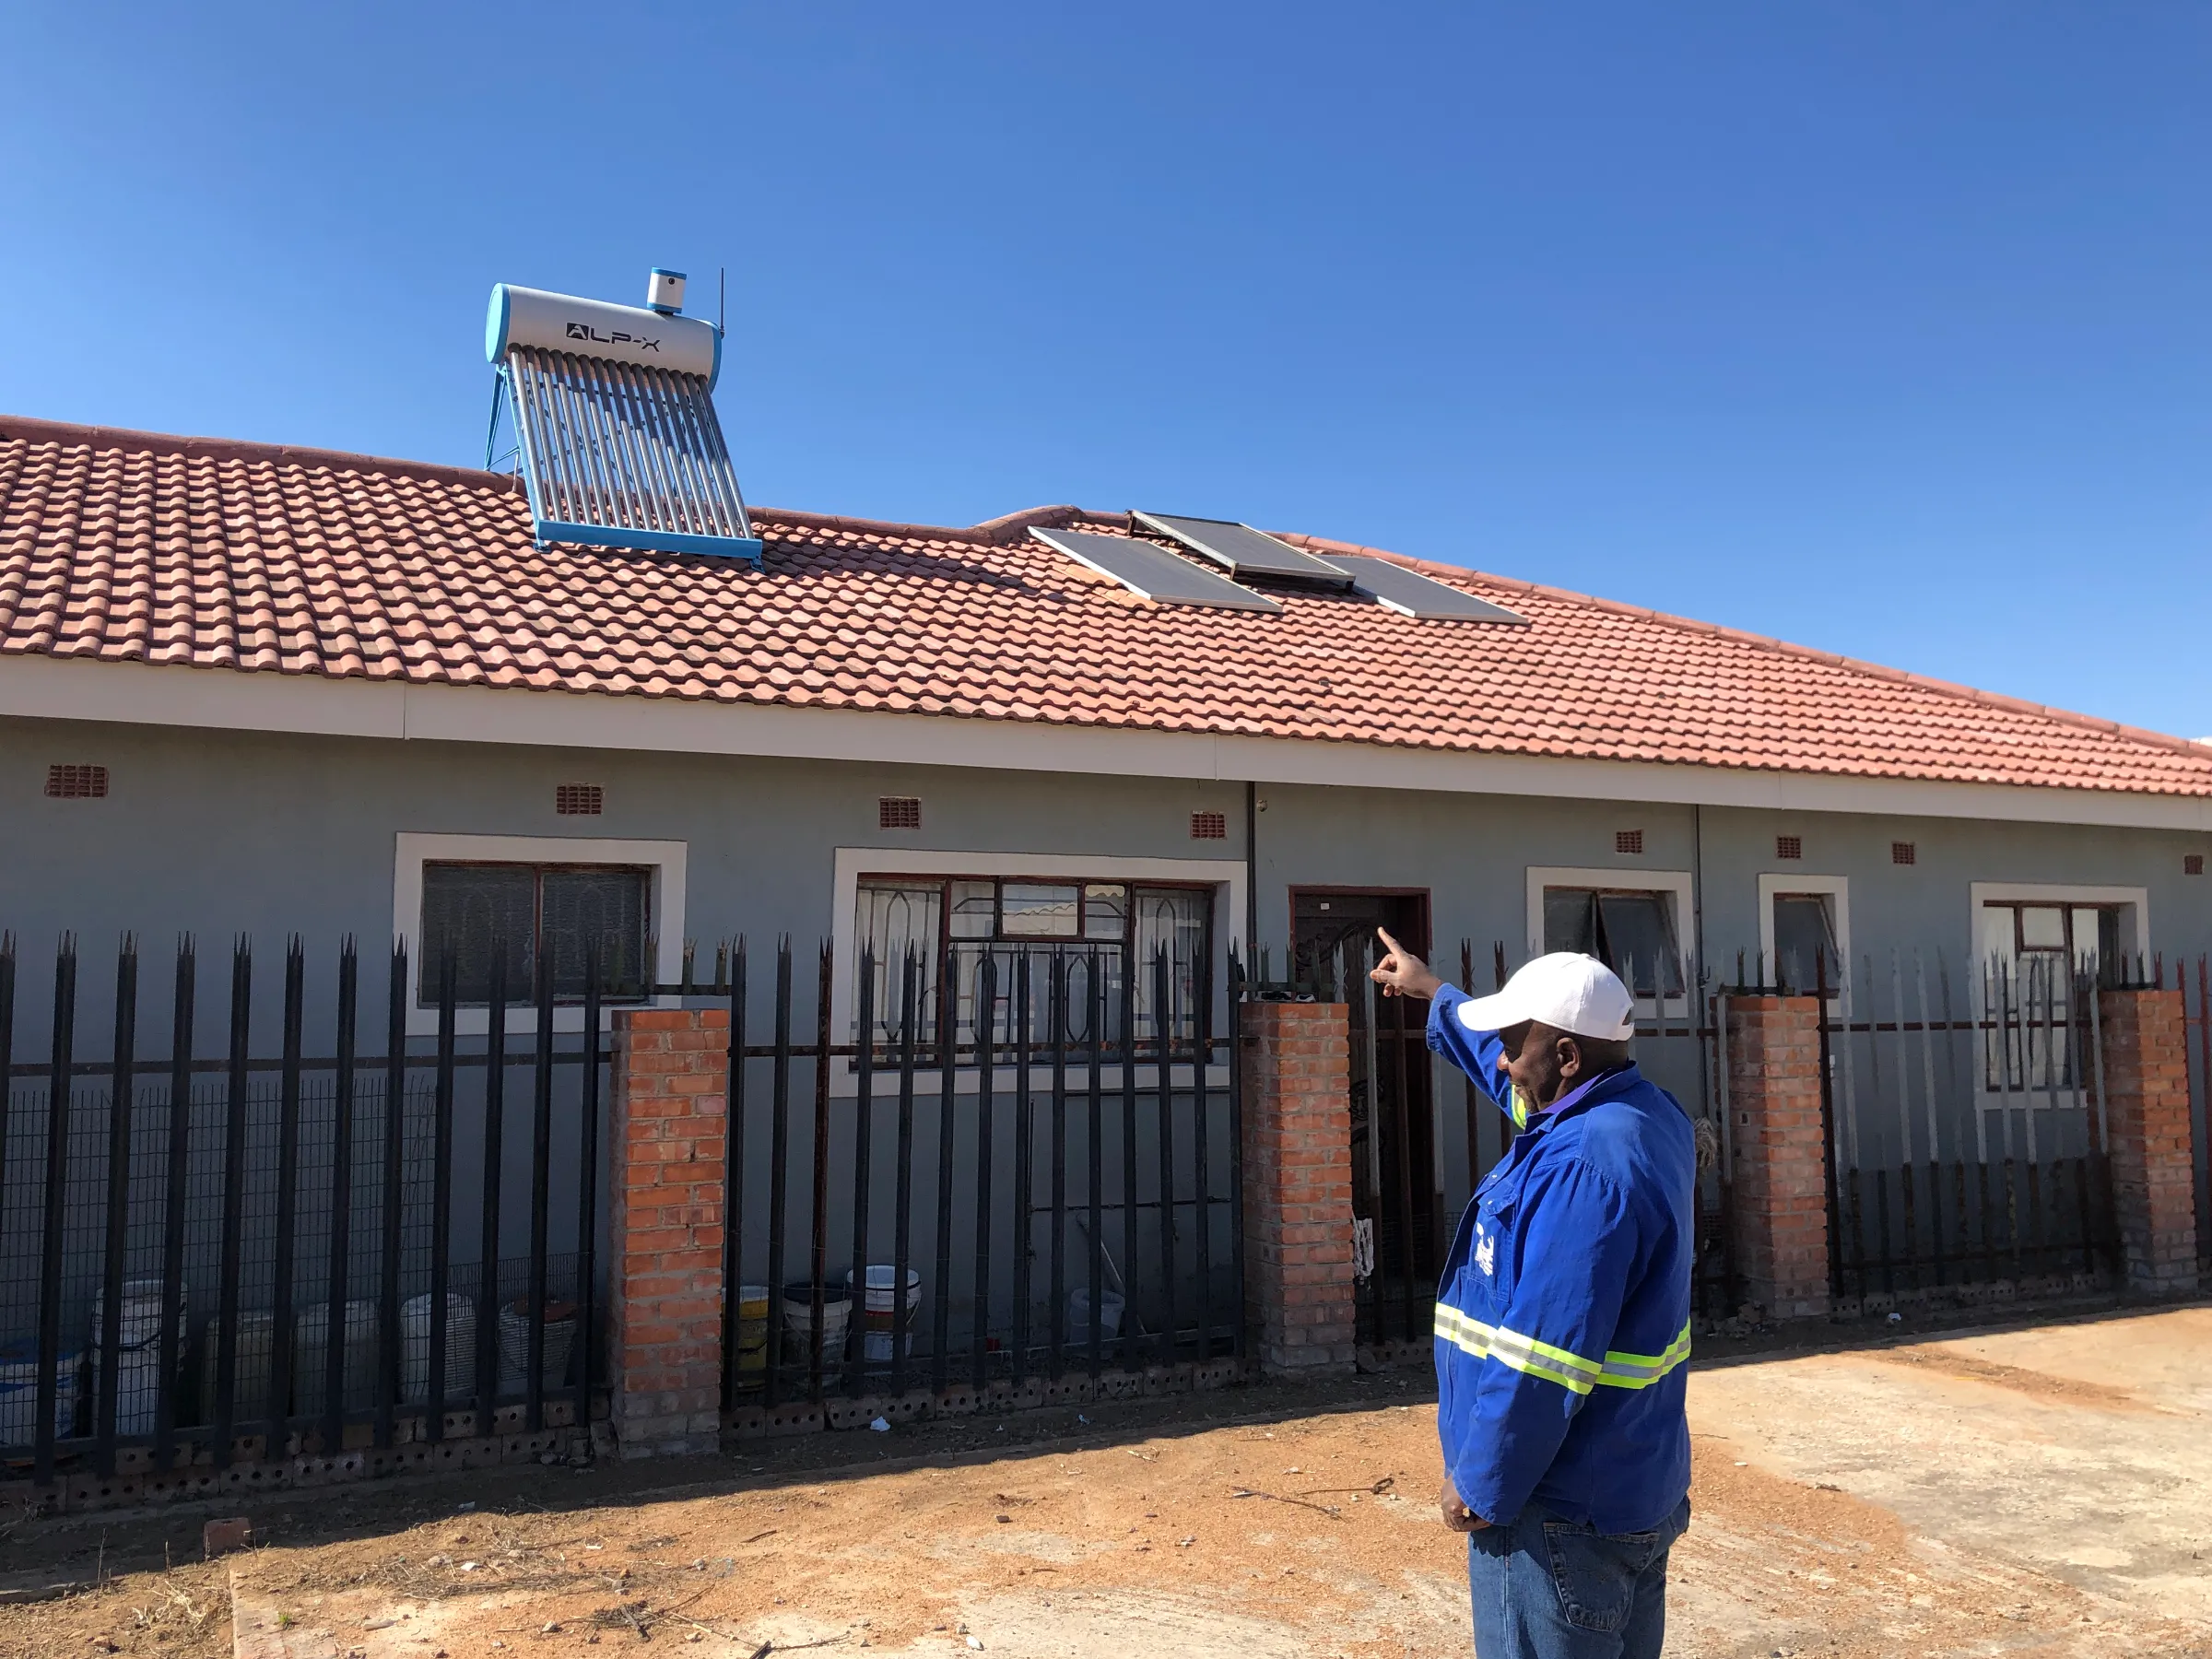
[5,653,2212,833]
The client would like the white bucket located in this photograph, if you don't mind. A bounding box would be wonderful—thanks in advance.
[291,1300,382,1418]
[194,1310,277,1426]
[1067,1287,1126,1345]
[90,1279,186,1436]
[0,1341,79,1444]
[780,1285,852,1365]
[842,1266,922,1364]
[400,1295,477,1404]
[496,1300,576,1395]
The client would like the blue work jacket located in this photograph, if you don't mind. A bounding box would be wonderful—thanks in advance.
[1428,983,1697,1535]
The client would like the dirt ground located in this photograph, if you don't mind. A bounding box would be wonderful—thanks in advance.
[5,1302,2208,1658]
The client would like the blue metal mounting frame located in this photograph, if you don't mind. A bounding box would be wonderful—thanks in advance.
[533,518,764,564]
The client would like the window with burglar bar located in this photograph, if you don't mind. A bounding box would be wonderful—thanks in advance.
[419,861,652,1006]
[1541,887,1686,997]
[853,877,1214,1060]
[1979,901,2115,1094]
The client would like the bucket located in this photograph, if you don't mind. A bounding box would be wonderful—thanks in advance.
[291,1300,382,1418]
[842,1266,922,1364]
[90,1279,185,1436]
[734,1285,771,1382]
[400,1294,477,1404]
[0,1340,79,1445]
[497,1300,576,1395]
[194,1310,277,1426]
[779,1284,852,1365]
[1067,1287,1125,1346]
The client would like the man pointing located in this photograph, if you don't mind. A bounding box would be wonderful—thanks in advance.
[1371,932,1696,1659]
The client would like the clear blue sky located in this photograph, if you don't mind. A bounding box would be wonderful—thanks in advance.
[4,5,2206,735]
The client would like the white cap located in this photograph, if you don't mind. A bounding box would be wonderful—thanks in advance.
[1455,952,1635,1041]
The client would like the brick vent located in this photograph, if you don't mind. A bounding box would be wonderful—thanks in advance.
[1191,811,1228,841]
[879,795,922,830]
[2188,854,2205,877]
[1615,829,1643,855]
[45,763,109,799]
[1775,834,1802,861]
[1891,841,1916,865]
[555,783,604,816]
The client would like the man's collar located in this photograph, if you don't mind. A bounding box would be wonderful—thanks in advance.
[1527,1063,1640,1126]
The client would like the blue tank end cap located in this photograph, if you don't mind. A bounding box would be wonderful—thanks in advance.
[485,284,512,364]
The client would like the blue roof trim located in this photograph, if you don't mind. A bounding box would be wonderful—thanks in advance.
[485,284,512,364]
[534,519,763,565]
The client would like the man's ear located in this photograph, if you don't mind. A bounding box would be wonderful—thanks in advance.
[1555,1034,1584,1081]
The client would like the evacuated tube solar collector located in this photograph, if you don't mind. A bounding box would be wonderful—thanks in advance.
[486,272,763,563]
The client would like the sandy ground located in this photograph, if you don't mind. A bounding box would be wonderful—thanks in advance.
[6,1304,2209,1658]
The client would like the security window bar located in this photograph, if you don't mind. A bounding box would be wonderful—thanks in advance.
[1541,887,1685,998]
[419,861,651,1006]
[1980,900,2118,1092]
[854,877,1214,1061]
[45,763,108,799]
[555,784,604,817]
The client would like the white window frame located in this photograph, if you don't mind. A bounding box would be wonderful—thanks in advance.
[393,832,688,1037]
[1524,865,1696,1018]
[831,846,1244,1096]
[1758,873,1852,1008]
[1968,881,2147,1121]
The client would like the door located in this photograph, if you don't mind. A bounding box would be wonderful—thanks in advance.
[1290,890,1439,1346]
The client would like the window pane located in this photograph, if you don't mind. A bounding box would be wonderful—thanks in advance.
[1595,892,1684,997]
[855,883,945,1050]
[421,864,535,1007]
[2018,905,2066,951]
[1771,894,1838,994]
[1543,888,1598,957]
[1002,883,1080,937]
[542,868,650,996]
[2097,908,2122,967]
[949,880,996,939]
[1135,888,1210,1047]
[1083,884,1128,941]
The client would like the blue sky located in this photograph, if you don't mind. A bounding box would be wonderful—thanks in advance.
[4,5,2206,735]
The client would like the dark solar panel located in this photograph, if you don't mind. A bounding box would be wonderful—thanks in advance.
[1327,555,1528,623]
[1132,512,1355,586]
[1030,528,1283,613]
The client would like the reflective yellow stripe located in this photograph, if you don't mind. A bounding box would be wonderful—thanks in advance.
[1595,1321,1694,1389]
[1432,1305,1596,1395]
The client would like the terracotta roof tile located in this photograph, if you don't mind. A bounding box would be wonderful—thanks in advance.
[4,414,2210,797]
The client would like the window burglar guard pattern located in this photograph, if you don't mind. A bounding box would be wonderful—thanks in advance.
[45,764,108,799]
[418,862,651,1006]
[854,877,1212,1059]
[1776,835,1803,861]
[554,784,604,817]
[1892,841,1917,865]
[1190,812,1227,841]
[879,797,922,830]
[1542,887,1685,997]
[1614,830,1643,855]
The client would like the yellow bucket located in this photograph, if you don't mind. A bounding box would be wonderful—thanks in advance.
[735,1285,771,1378]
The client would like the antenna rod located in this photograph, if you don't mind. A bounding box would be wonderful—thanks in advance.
[719,266,726,336]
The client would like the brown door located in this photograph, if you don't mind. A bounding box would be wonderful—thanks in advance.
[1290,890,1439,1346]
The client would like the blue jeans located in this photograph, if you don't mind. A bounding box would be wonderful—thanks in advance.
[1466,1498,1689,1659]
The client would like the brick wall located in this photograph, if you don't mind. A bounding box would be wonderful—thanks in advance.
[1239,1001,1357,1376]
[1724,995,1831,1321]
[606,1007,730,1458]
[2097,987,2200,1296]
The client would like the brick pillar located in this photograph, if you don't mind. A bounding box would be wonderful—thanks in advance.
[1724,995,1831,1321]
[606,1007,729,1457]
[2097,988,2200,1296]
[1240,1001,1358,1376]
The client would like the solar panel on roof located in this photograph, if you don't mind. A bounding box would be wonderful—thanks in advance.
[1030,527,1283,613]
[1327,554,1528,623]
[486,276,763,564]
[1132,512,1355,586]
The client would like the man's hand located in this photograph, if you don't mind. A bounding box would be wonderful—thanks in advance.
[1440,1476,1488,1533]
[1371,928,1444,1001]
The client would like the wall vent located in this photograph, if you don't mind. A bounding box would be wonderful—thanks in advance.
[555,783,604,816]
[879,796,922,830]
[1191,811,1228,841]
[45,763,108,799]
[1891,841,1917,865]
[1775,835,1803,861]
[1615,830,1643,855]
[2188,854,2205,877]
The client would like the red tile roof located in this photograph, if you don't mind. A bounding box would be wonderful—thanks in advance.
[4,413,2208,797]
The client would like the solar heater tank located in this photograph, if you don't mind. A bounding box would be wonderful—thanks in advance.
[485,283,722,386]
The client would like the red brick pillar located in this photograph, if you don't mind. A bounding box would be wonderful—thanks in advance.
[2098,988,2200,1296]
[1724,995,1831,1321]
[606,1008,729,1458]
[1240,1001,1357,1376]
